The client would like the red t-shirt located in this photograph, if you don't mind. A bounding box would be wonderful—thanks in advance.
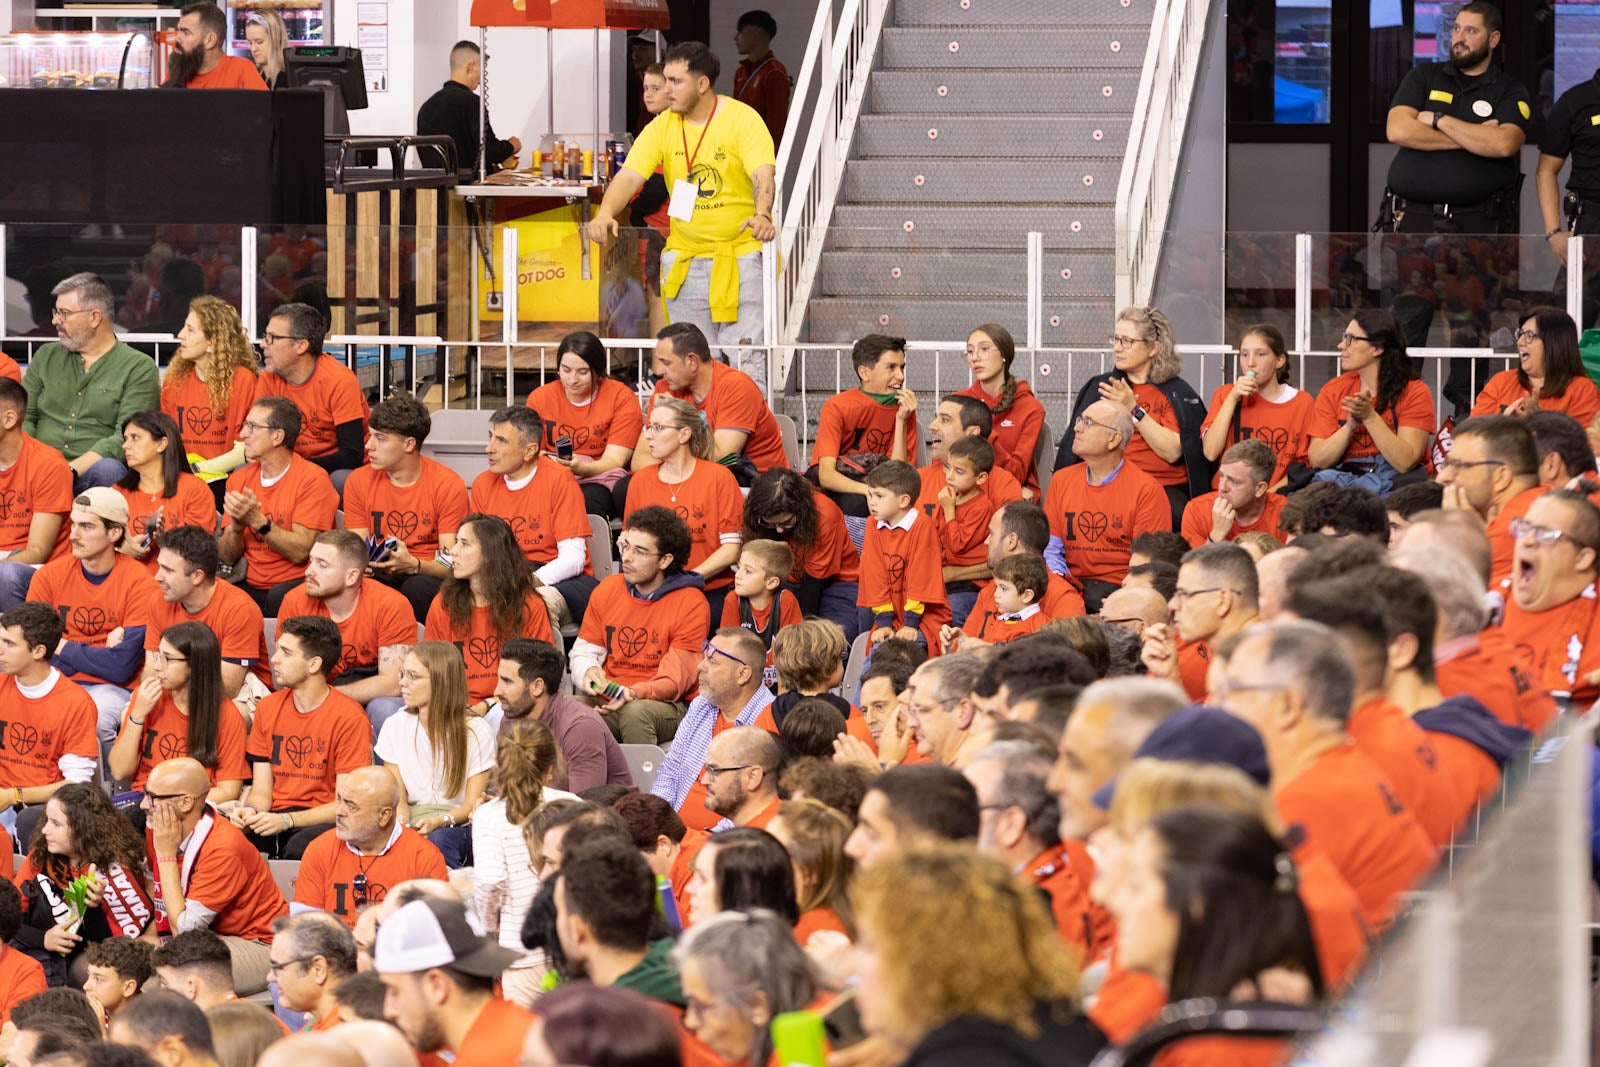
[144,580,270,688]
[1201,384,1316,487]
[117,475,218,574]
[1309,374,1435,464]
[857,512,950,647]
[163,366,259,460]
[1179,492,1286,548]
[224,455,339,587]
[0,946,45,1024]
[1494,581,1600,704]
[244,688,372,810]
[450,996,536,1067]
[1025,845,1097,956]
[961,603,1048,645]
[625,460,744,590]
[527,377,645,461]
[425,592,555,702]
[294,825,448,927]
[1042,460,1171,584]
[810,390,916,466]
[253,356,370,462]
[1297,847,1372,989]
[678,706,779,832]
[1347,697,1468,847]
[1175,639,1211,702]
[123,692,249,790]
[186,54,268,89]
[279,579,417,683]
[919,459,1024,513]
[149,807,286,942]
[27,555,154,685]
[787,487,860,584]
[1483,485,1547,590]
[965,570,1084,629]
[1126,383,1188,486]
[343,458,470,564]
[0,672,97,788]
[1435,630,1558,733]
[577,575,709,697]
[469,462,592,573]
[0,433,74,560]
[954,381,1047,492]
[651,361,788,472]
[720,592,803,685]
[1471,369,1600,426]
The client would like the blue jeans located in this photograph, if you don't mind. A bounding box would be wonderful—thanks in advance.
[74,457,127,492]
[428,824,472,868]
[948,589,979,629]
[367,697,406,740]
[0,562,37,611]
[1311,455,1398,496]
[817,580,861,647]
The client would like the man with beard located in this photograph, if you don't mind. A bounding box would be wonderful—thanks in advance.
[492,637,633,792]
[698,725,781,830]
[167,3,268,90]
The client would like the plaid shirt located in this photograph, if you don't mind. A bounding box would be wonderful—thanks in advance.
[650,686,776,812]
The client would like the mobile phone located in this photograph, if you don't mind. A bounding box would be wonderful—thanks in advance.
[600,680,627,701]
[818,989,867,1050]
[554,435,574,460]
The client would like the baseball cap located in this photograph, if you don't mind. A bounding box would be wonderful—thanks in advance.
[1090,705,1270,810]
[73,487,129,527]
[373,898,520,978]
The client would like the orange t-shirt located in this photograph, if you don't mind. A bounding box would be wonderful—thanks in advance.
[1155,1036,1291,1067]
[857,512,950,647]
[810,389,916,466]
[1428,729,1503,810]
[1024,845,1097,957]
[919,458,1024,513]
[577,575,710,698]
[27,555,155,685]
[1125,383,1188,486]
[720,592,803,685]
[1042,573,1087,618]
[1470,369,1600,426]
[244,687,372,810]
[469,462,592,573]
[294,825,449,927]
[678,706,780,832]
[0,947,45,1024]
[0,433,74,560]
[527,377,645,460]
[343,458,470,563]
[1347,697,1468,847]
[224,456,339,587]
[144,580,270,688]
[669,826,708,922]
[253,356,370,462]
[279,579,418,683]
[954,381,1047,492]
[1309,373,1435,464]
[961,603,1048,645]
[1201,383,1316,487]
[793,905,850,946]
[1483,485,1547,589]
[1296,848,1372,989]
[1089,955,1168,1046]
[424,592,555,702]
[787,486,861,584]
[921,488,995,569]
[1179,491,1287,548]
[1494,581,1600,704]
[1275,742,1437,930]
[186,54,268,89]
[118,475,218,574]
[1042,460,1171,585]
[1435,630,1558,732]
[153,808,287,942]
[162,366,259,460]
[1175,639,1210,702]
[0,355,21,384]
[123,691,249,790]
[0,672,97,788]
[450,996,536,1067]
[651,361,788,472]
[625,460,744,590]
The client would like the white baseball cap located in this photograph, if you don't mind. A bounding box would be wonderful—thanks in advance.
[373,897,521,978]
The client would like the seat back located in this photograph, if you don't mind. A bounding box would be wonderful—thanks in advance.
[268,859,300,901]
[1035,419,1055,499]
[620,743,666,791]
[838,631,871,706]
[774,413,802,470]
[589,514,617,580]
[424,408,493,484]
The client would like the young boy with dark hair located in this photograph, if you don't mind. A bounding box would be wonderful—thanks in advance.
[719,538,803,688]
[945,553,1049,650]
[935,435,997,628]
[810,335,915,516]
[83,937,155,1022]
[858,460,948,649]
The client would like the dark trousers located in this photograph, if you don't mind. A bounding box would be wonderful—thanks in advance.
[243,580,303,619]
[369,571,443,624]
[243,814,334,860]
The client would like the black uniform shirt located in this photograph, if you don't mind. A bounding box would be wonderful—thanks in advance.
[416,80,516,174]
[1542,69,1600,199]
[1386,61,1532,203]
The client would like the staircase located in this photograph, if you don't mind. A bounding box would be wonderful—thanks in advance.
[800,0,1154,346]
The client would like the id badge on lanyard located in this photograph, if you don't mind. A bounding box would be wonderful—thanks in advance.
[670,97,720,222]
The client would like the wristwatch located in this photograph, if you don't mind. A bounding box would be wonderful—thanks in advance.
[1431,112,1442,129]
[1130,404,1148,423]
[255,518,272,536]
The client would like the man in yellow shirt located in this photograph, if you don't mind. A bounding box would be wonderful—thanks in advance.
[588,42,777,393]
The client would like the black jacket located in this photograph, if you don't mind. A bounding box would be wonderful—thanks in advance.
[904,1004,1106,1067]
[416,80,515,173]
[1056,371,1215,500]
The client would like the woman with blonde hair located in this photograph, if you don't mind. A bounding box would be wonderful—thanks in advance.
[767,798,854,947]
[1058,305,1209,527]
[163,295,260,477]
[852,844,1102,1065]
[624,395,745,621]
[243,9,289,89]
[206,1000,285,1067]
[473,716,577,1005]
[375,640,494,868]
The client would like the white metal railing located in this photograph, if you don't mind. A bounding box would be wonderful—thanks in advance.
[1115,0,1218,308]
[765,0,891,358]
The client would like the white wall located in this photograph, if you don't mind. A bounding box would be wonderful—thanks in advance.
[707,0,818,97]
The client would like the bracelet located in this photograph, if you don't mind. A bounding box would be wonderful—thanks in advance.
[1547,227,1565,239]
[445,814,456,827]
[157,856,179,865]
[129,718,145,727]
[281,813,292,831]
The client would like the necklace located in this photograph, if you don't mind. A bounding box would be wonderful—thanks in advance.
[663,458,694,503]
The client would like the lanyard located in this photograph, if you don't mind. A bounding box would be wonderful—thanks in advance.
[681,95,720,173]
[736,58,773,99]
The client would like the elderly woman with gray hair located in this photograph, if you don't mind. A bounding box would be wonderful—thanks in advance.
[672,909,830,1066]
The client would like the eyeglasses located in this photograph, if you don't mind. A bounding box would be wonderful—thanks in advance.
[1171,586,1231,603]
[1515,328,1542,342]
[645,422,686,435]
[261,332,305,347]
[1214,679,1291,698]
[1340,331,1370,345]
[759,513,797,533]
[701,641,750,669]
[1437,457,1505,475]
[267,955,317,976]
[352,872,370,907]
[239,420,274,435]
[1099,615,1145,630]
[616,540,662,558]
[906,698,951,718]
[51,306,92,321]
[1108,334,1145,350]
[398,669,431,683]
[702,763,751,778]
[1509,517,1592,549]
[152,651,187,665]
[143,790,188,803]
[1074,415,1116,433]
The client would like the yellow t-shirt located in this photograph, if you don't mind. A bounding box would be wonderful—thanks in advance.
[623,94,776,254]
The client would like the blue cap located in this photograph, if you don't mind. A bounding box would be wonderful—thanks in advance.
[1091,705,1271,810]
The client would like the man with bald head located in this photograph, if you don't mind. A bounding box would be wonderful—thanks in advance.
[329,1020,421,1067]
[259,1032,366,1067]
[144,758,287,995]
[292,766,447,929]
[1046,677,1185,841]
[1097,585,1169,636]
[701,725,782,830]
[1043,398,1171,613]
[1255,544,1306,621]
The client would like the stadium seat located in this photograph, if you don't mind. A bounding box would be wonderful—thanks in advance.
[1035,420,1055,500]
[839,631,871,706]
[774,413,802,471]
[589,514,617,580]
[621,743,666,792]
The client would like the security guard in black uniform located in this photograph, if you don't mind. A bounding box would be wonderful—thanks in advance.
[1537,49,1600,325]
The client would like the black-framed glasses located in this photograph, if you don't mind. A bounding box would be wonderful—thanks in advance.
[1171,586,1231,603]
[239,420,275,435]
[702,764,751,778]
[1340,331,1370,345]
[1437,458,1505,475]
[260,332,305,347]
[144,790,187,803]
[701,641,750,669]
[1515,328,1541,342]
[1108,334,1144,349]
[267,955,317,976]
[352,872,370,907]
[51,306,93,321]
[152,651,187,665]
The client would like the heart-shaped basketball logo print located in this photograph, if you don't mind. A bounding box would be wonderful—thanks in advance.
[339,644,357,674]
[674,505,690,524]
[184,407,214,436]
[616,626,649,658]
[157,733,187,761]
[72,606,109,635]
[387,511,420,539]
[366,881,389,902]
[559,424,592,450]
[1077,512,1109,542]
[7,723,37,756]
[884,555,907,586]
[0,490,23,520]
[1254,427,1290,453]
[862,428,893,454]
[466,637,499,668]
[284,735,313,768]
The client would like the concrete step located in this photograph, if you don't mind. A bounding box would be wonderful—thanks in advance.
[844,158,1121,204]
[880,27,1147,71]
[826,205,1118,249]
[856,115,1129,158]
[865,69,1142,114]
[893,0,1158,28]
[804,296,1112,347]
[818,249,1116,299]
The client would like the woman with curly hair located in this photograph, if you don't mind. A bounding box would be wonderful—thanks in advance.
[163,296,260,476]
[424,514,554,707]
[13,783,155,986]
[767,798,854,947]
[1307,308,1434,494]
[114,412,217,572]
[742,467,861,643]
[852,845,1103,1066]
[956,323,1048,494]
[526,330,642,518]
